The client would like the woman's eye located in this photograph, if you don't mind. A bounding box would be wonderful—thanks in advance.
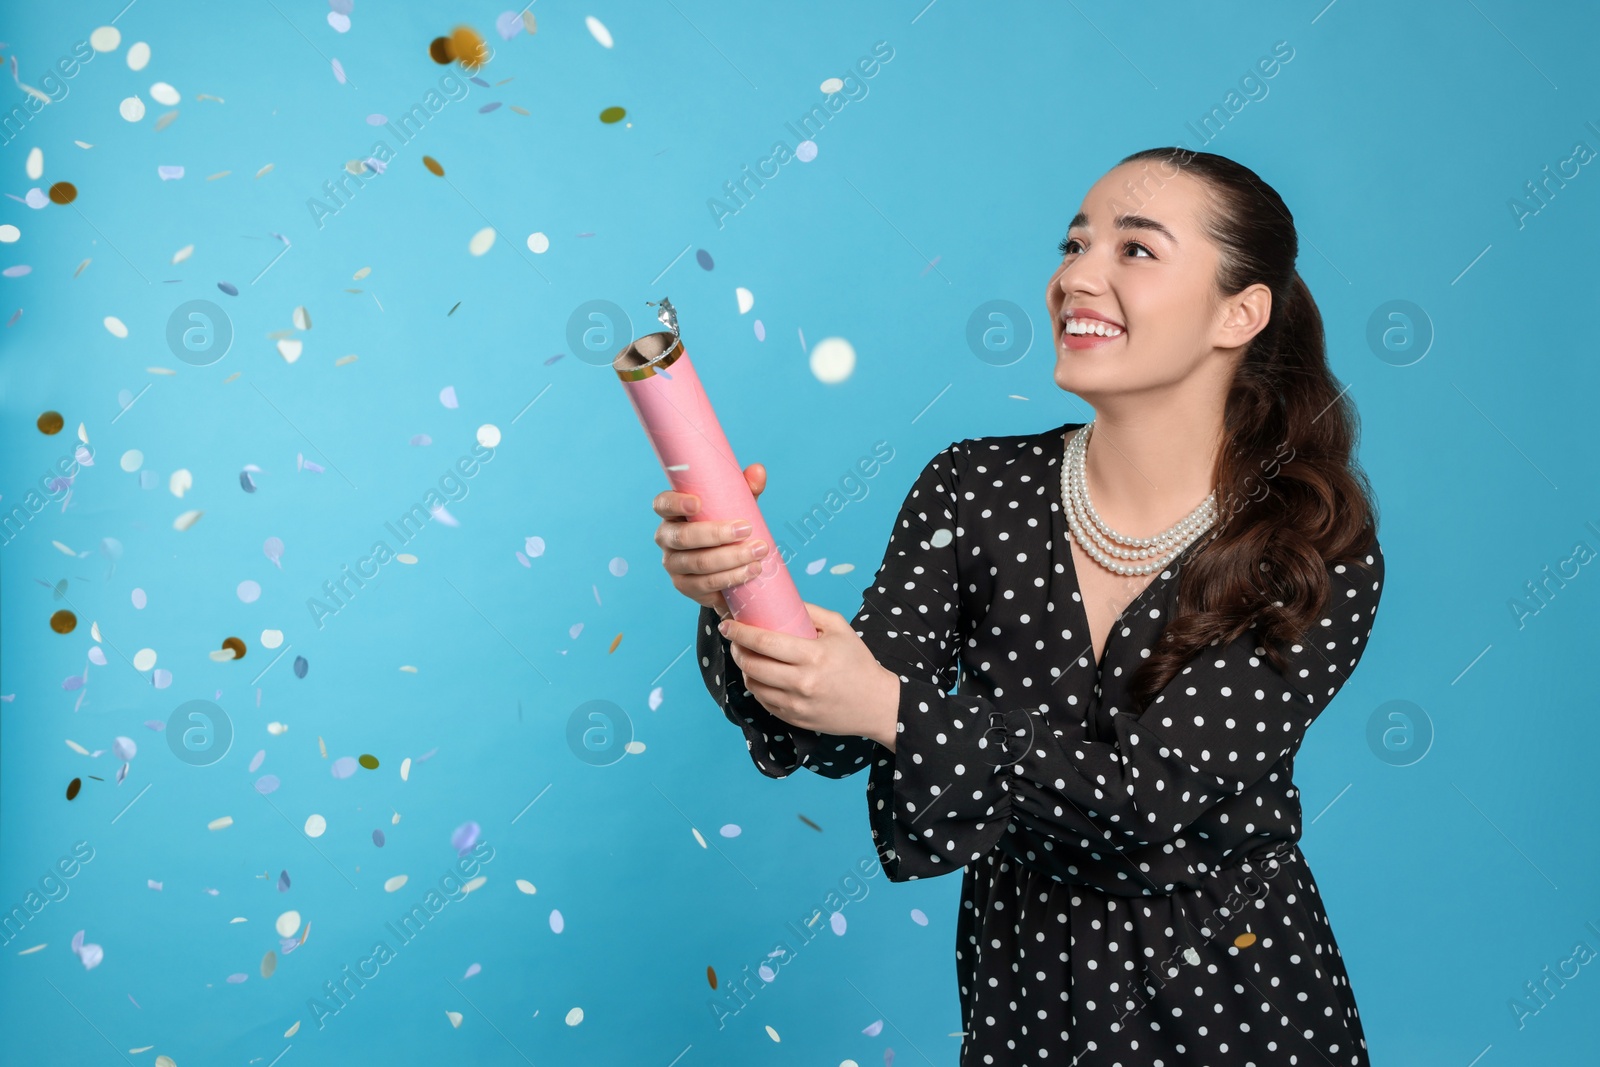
[1057,237,1154,259]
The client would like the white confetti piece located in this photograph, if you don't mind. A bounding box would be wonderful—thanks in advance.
[735,287,754,314]
[172,244,193,264]
[119,96,145,122]
[565,1006,584,1026]
[149,82,179,106]
[585,16,613,47]
[89,26,121,52]
[515,879,537,895]
[277,338,302,363]
[549,909,564,934]
[384,875,408,892]
[445,1010,463,1028]
[526,232,549,253]
[468,227,495,256]
[127,42,150,70]
[809,336,856,384]
[25,147,42,180]
[276,911,301,938]
[169,469,192,496]
[104,316,128,338]
[208,815,234,831]
[304,813,327,837]
[477,424,501,448]
[173,509,203,531]
[133,648,157,671]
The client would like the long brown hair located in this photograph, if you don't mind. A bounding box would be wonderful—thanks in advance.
[1114,147,1382,712]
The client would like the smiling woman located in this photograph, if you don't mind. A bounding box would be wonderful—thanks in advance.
[691,147,1386,1066]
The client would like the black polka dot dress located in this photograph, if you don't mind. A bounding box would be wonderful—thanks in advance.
[697,423,1385,1066]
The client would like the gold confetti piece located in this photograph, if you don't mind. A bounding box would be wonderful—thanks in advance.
[147,367,178,376]
[352,266,371,280]
[1234,932,1257,949]
[344,159,366,176]
[284,1021,301,1038]
[221,636,246,659]
[222,371,240,383]
[292,306,312,330]
[334,354,358,366]
[691,827,707,849]
[422,155,444,177]
[607,633,622,654]
[300,921,310,945]
[462,876,486,893]
[450,25,488,70]
[197,93,224,102]
[343,288,363,294]
[48,181,78,204]
[153,110,178,132]
[208,816,233,831]
[261,950,277,978]
[391,811,401,824]
[172,244,194,264]
[599,106,626,124]
[399,665,418,673]
[52,541,77,557]
[265,328,295,339]
[73,259,91,278]
[173,509,203,531]
[509,105,530,116]
[515,879,536,895]
[358,754,379,770]
[446,1010,463,1028]
[255,163,274,178]
[37,410,64,434]
[396,553,417,564]
[17,944,46,955]
[206,170,230,181]
[707,966,717,989]
[522,11,537,33]
[318,736,327,758]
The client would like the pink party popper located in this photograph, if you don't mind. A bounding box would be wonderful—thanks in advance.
[614,299,816,640]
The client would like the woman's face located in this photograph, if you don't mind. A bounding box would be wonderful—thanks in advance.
[1046,163,1266,406]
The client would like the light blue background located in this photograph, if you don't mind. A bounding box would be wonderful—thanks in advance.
[3,1,1598,1064]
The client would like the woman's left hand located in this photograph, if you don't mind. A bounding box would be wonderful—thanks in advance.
[719,602,900,748]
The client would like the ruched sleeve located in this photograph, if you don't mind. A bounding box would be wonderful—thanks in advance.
[862,438,1386,882]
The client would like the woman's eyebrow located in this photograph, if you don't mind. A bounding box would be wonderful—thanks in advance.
[1066,211,1179,246]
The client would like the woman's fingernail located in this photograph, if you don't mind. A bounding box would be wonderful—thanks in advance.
[717,620,730,636]
[731,521,753,538]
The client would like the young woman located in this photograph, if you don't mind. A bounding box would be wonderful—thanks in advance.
[655,147,1384,1066]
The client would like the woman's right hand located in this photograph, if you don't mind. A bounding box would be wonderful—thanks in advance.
[653,463,769,621]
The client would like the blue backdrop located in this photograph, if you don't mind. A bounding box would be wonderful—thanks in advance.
[3,1,1598,1064]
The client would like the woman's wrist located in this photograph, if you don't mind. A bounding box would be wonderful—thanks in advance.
[873,666,900,752]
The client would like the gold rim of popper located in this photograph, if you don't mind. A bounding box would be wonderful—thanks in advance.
[613,332,685,382]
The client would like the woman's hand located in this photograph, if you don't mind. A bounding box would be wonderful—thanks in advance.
[652,463,768,620]
[718,602,901,750]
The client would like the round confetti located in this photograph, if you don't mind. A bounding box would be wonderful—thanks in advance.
[549,909,564,934]
[468,227,495,255]
[526,232,549,253]
[0,224,19,243]
[126,41,150,70]
[566,1006,584,1026]
[221,636,246,659]
[261,629,283,649]
[476,424,501,448]
[718,823,740,838]
[120,449,143,472]
[820,77,844,94]
[358,754,379,770]
[133,648,157,671]
[90,26,121,52]
[428,36,453,64]
[150,82,179,106]
[47,180,77,205]
[809,337,856,384]
[328,11,350,32]
[304,814,326,838]
[237,580,261,603]
[373,829,385,847]
[796,140,817,162]
[119,96,146,122]
[255,775,281,795]
[608,557,628,577]
[695,248,714,270]
[275,910,301,938]
[293,655,308,678]
[131,588,147,609]
[37,410,63,434]
[262,950,278,978]
[104,316,127,338]
[422,155,444,176]
[452,821,481,854]
[331,756,358,779]
[384,874,408,892]
[67,778,82,800]
[599,106,626,124]
[451,25,488,70]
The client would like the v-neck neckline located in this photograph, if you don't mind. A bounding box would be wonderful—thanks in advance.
[1052,422,1206,679]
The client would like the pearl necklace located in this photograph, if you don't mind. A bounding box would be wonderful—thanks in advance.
[1061,421,1217,576]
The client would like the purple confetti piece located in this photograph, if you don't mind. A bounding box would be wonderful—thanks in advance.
[116,762,129,785]
[226,973,248,984]
[830,911,846,935]
[62,674,85,691]
[277,870,290,892]
[152,668,172,689]
[329,0,354,14]
[128,994,141,1009]
[515,551,530,568]
[279,936,300,955]
[495,11,524,39]
[758,964,776,981]
[264,536,284,568]
[753,318,765,342]
[301,458,325,474]
[885,1049,895,1067]
[439,385,458,408]
[910,908,928,926]
[863,1019,884,1036]
[463,963,481,979]
[5,308,20,327]
[695,249,714,270]
[254,774,280,795]
[2,265,31,277]
[293,655,308,679]
[217,281,238,296]
[410,433,432,446]
[366,113,387,125]
[331,58,346,84]
[469,75,490,88]
[418,747,439,762]
[143,719,165,732]
[372,829,385,847]
[479,102,502,114]
[114,736,137,760]
[157,165,184,180]
[240,470,256,492]
[330,756,358,779]
[148,880,163,891]
[248,749,265,773]
[362,156,386,175]
[451,821,480,856]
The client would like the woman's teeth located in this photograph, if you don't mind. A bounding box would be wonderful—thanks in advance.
[1064,317,1124,337]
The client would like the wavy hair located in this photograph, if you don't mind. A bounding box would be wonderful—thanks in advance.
[1112,147,1382,712]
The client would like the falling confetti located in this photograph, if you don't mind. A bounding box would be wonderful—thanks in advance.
[599,106,626,124]
[422,155,444,177]
[48,181,78,204]
[50,610,76,634]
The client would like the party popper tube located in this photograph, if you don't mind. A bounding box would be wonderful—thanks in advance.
[614,316,816,640]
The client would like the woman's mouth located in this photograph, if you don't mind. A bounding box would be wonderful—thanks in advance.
[1059,316,1125,351]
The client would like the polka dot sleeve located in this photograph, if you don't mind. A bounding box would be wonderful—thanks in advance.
[697,608,880,780]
